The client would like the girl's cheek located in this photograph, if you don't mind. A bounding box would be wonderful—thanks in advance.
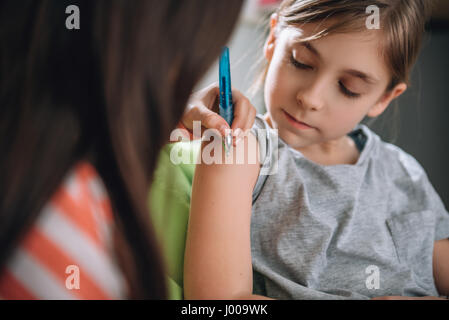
[328,107,363,132]
[272,66,296,94]
[266,68,286,98]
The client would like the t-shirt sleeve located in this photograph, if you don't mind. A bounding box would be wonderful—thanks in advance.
[424,174,449,241]
[250,115,276,204]
[398,150,449,241]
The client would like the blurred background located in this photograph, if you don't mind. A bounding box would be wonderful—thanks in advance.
[195,0,449,210]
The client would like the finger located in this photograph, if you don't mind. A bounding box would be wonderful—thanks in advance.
[202,82,220,112]
[230,89,252,132]
[234,106,257,146]
[230,90,257,145]
[187,82,220,112]
[243,105,258,132]
[200,107,230,137]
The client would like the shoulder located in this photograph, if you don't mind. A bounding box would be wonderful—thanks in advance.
[359,124,426,181]
[366,130,449,240]
[250,113,272,138]
[377,139,426,182]
[0,161,127,300]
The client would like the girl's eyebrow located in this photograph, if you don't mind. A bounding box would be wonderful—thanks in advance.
[342,69,380,85]
[299,41,321,59]
[296,40,380,85]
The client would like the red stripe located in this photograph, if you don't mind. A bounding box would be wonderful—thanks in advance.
[21,225,112,300]
[98,198,114,224]
[0,270,36,300]
[77,162,114,236]
[78,163,111,226]
[1,161,119,300]
[51,183,103,249]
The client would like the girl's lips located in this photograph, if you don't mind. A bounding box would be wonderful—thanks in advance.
[282,110,314,130]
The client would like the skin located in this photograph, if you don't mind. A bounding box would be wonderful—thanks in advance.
[263,15,406,166]
[180,82,257,145]
[182,14,449,300]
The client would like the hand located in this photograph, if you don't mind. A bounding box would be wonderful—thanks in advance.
[178,82,257,146]
[372,296,447,300]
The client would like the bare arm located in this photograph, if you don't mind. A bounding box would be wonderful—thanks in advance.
[374,238,449,300]
[433,238,449,297]
[184,131,272,300]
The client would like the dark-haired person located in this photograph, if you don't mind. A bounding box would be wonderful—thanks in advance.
[0,0,257,299]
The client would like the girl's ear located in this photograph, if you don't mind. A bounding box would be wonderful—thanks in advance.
[367,82,407,118]
[264,13,278,62]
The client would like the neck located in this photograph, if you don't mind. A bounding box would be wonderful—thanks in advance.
[297,137,359,166]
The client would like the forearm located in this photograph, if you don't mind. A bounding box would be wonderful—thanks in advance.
[184,167,253,299]
[184,137,261,300]
[433,239,449,296]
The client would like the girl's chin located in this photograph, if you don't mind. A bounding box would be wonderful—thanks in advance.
[278,128,306,145]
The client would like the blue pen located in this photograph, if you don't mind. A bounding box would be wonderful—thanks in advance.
[219,46,234,155]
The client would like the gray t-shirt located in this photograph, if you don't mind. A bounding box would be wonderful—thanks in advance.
[250,114,449,299]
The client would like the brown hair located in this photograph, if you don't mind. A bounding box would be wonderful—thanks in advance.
[249,0,434,98]
[0,0,243,298]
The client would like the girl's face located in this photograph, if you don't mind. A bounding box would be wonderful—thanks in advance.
[263,18,406,155]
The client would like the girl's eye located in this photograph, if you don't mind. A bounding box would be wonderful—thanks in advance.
[290,54,361,99]
[339,81,361,99]
[290,55,313,70]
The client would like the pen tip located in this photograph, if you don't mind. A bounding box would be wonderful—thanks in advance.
[224,134,232,156]
[226,134,232,147]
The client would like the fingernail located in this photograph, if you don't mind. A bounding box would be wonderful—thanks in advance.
[217,126,225,136]
[233,128,242,137]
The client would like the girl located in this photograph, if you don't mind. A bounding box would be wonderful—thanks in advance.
[0,0,244,299]
[184,0,449,300]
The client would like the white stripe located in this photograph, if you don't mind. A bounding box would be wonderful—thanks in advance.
[37,204,127,299]
[88,177,107,203]
[87,178,113,248]
[65,170,81,201]
[7,249,77,300]
[90,200,114,254]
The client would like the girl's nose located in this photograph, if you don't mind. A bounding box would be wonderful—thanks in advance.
[296,78,325,111]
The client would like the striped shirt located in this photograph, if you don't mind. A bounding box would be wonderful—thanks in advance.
[0,162,128,299]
